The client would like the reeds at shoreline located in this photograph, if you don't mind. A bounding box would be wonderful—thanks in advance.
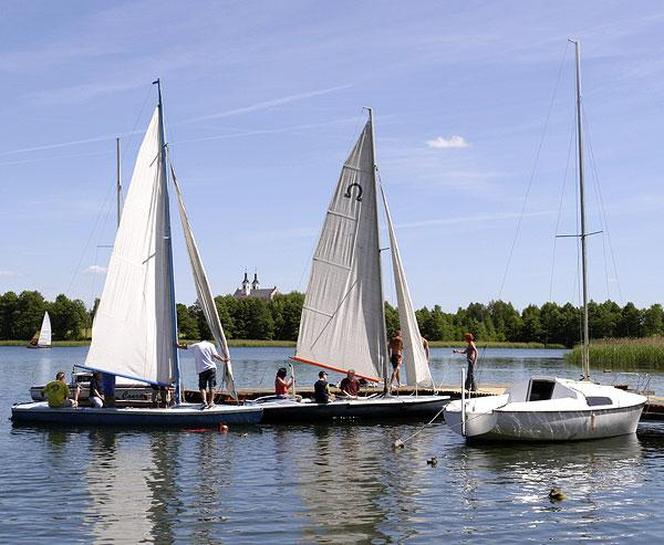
[566,337,664,370]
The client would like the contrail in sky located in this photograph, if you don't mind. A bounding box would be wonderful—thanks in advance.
[0,84,352,158]
[182,84,352,123]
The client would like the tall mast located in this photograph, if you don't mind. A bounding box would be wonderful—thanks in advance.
[367,108,389,393]
[570,39,590,380]
[153,78,182,402]
[116,137,122,228]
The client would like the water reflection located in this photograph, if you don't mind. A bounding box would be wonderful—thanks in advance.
[84,431,153,544]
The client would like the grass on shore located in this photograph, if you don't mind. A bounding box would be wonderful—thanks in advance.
[566,336,664,370]
[0,338,561,349]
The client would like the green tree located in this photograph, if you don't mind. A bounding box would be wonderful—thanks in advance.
[642,304,664,337]
[616,302,643,338]
[384,301,400,338]
[49,294,88,340]
[0,291,18,339]
[520,305,543,343]
[270,292,304,341]
[177,303,199,339]
[13,291,46,340]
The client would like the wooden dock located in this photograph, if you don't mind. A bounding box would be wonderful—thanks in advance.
[185,384,664,421]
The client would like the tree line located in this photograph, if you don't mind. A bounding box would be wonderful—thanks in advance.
[1,289,663,347]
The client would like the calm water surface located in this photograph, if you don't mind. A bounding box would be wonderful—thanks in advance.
[2,346,663,544]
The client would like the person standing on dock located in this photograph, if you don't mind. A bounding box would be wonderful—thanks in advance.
[389,330,404,390]
[179,340,229,409]
[453,333,478,392]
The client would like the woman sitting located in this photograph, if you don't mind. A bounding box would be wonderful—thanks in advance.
[274,367,293,398]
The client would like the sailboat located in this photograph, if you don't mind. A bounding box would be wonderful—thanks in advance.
[444,41,647,441]
[27,311,51,348]
[12,81,261,427]
[251,109,448,422]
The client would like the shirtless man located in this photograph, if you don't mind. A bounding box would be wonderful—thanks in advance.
[389,330,404,390]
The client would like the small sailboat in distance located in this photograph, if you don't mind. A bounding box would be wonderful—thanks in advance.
[12,80,261,427]
[444,40,647,441]
[27,311,51,349]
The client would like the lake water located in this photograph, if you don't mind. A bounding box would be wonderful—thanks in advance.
[2,346,663,544]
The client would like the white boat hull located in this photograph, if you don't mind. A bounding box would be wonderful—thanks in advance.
[445,377,647,442]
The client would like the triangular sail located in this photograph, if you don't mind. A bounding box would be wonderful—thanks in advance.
[85,108,177,385]
[36,311,51,347]
[381,187,434,387]
[294,119,386,382]
[171,165,237,399]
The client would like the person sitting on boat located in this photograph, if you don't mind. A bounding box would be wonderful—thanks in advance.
[43,371,80,408]
[274,367,293,398]
[453,333,478,392]
[88,372,105,408]
[179,340,229,409]
[101,372,116,407]
[339,369,361,398]
[422,336,430,363]
[389,330,404,390]
[313,371,334,404]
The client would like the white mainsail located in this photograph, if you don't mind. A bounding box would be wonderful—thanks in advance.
[171,165,237,399]
[36,311,51,347]
[85,108,177,385]
[294,119,386,381]
[381,187,433,387]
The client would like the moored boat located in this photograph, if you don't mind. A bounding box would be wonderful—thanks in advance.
[444,41,647,442]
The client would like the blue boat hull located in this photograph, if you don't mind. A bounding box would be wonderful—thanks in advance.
[11,402,263,428]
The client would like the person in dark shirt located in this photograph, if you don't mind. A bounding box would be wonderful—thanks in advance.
[88,372,105,408]
[313,371,334,404]
[339,369,361,398]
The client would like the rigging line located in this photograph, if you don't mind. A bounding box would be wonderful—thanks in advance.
[65,177,116,296]
[548,119,577,302]
[583,104,624,302]
[496,43,570,299]
[394,403,446,447]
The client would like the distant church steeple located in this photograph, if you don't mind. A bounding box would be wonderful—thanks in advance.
[241,270,250,295]
[251,271,260,290]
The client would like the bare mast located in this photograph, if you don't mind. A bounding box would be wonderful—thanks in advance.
[366,108,390,394]
[570,39,591,381]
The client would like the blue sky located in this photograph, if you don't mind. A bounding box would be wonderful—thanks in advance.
[1,0,663,311]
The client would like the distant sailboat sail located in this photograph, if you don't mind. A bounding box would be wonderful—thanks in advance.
[29,311,52,348]
[293,119,386,381]
[171,165,238,399]
[381,187,433,387]
[85,108,177,386]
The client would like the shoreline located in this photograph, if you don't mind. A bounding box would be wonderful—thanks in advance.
[0,339,565,349]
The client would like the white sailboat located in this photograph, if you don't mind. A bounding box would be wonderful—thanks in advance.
[253,109,447,422]
[444,41,646,441]
[27,311,52,348]
[12,81,260,427]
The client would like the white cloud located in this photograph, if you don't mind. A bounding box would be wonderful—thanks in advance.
[84,265,108,275]
[426,135,470,149]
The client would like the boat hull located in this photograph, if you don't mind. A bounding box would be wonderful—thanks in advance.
[251,395,449,423]
[445,398,645,441]
[11,402,263,428]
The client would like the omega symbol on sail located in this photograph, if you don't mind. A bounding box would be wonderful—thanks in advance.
[344,182,363,202]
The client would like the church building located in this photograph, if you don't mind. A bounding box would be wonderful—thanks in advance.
[233,271,278,301]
